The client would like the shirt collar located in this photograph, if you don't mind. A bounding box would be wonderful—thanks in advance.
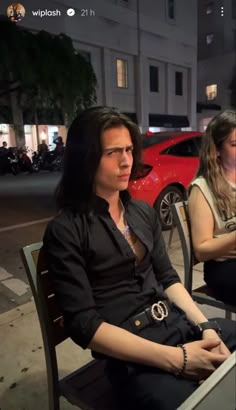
[88,190,131,214]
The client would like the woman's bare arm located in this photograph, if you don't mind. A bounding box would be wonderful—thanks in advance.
[188,186,236,261]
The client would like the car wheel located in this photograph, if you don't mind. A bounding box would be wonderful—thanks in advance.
[154,186,184,230]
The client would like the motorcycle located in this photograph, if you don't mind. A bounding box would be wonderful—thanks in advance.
[32,150,63,172]
[32,151,41,172]
[7,148,20,175]
[18,148,33,173]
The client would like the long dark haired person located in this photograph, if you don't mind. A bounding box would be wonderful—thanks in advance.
[189,110,236,305]
[44,106,235,410]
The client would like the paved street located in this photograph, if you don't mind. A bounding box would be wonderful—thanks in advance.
[0,172,60,227]
[0,172,60,313]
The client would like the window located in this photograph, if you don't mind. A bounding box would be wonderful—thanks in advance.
[166,137,202,157]
[206,2,214,15]
[116,59,128,88]
[206,84,217,100]
[194,137,203,153]
[232,0,236,19]
[149,66,159,92]
[167,0,175,20]
[175,71,183,96]
[206,33,214,44]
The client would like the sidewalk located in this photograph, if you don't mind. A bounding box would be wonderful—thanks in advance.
[0,230,232,410]
[0,301,91,410]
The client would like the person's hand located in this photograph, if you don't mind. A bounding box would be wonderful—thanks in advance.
[180,339,228,380]
[202,329,231,357]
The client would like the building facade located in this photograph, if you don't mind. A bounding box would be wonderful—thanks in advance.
[197,0,236,130]
[0,0,198,151]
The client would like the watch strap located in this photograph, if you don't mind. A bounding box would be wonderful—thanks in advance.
[197,321,221,335]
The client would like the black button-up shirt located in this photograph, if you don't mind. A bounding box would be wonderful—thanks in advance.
[43,191,181,348]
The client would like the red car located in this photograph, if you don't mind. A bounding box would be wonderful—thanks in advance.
[129,131,202,230]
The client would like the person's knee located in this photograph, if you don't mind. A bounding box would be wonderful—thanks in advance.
[126,374,198,410]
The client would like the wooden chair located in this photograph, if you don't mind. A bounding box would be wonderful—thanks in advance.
[171,202,236,320]
[21,242,116,410]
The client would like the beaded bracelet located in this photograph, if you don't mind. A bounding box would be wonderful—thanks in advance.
[175,344,187,377]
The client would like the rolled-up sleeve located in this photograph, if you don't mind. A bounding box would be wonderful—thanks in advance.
[43,215,104,349]
[149,207,181,289]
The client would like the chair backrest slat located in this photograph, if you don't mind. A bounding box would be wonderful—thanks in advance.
[22,243,67,346]
[171,201,193,292]
[39,271,55,298]
[22,242,73,408]
[32,249,42,269]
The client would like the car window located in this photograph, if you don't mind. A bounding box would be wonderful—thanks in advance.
[194,136,203,153]
[165,138,201,157]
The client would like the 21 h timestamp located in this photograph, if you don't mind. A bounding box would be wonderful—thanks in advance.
[80,9,96,17]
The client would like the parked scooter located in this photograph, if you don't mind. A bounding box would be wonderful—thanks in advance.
[32,145,64,172]
[18,148,33,173]
[32,151,41,172]
[7,147,20,175]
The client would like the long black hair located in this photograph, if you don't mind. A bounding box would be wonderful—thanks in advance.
[56,106,142,210]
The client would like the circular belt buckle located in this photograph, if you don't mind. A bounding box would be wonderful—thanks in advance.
[150,301,168,321]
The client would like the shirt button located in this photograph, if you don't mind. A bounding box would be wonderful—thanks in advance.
[112,227,116,231]
[126,251,132,257]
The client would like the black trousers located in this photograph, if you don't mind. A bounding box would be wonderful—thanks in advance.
[204,259,236,305]
[106,305,236,410]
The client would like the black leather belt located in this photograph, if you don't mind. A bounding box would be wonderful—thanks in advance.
[126,300,171,331]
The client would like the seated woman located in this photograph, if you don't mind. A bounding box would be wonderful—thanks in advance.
[43,106,235,410]
[189,110,236,306]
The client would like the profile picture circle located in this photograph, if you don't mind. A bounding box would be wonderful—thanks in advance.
[6,3,26,22]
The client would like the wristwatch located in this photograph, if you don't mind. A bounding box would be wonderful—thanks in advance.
[197,321,221,336]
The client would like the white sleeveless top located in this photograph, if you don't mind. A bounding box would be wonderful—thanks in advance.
[191,176,236,261]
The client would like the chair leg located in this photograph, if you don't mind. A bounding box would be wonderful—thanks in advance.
[225,310,232,320]
[167,224,175,250]
[48,391,60,410]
